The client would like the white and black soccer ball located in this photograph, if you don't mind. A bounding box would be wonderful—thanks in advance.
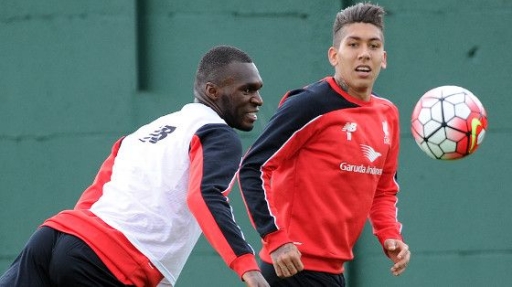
[410,85,488,160]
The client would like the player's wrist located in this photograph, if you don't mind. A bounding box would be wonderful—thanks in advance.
[231,253,260,279]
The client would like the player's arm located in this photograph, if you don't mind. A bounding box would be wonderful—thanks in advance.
[369,105,403,242]
[368,108,410,275]
[239,94,315,277]
[370,159,411,276]
[238,94,311,249]
[239,83,341,248]
[369,171,403,244]
[186,124,260,280]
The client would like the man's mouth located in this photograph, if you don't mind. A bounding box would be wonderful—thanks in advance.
[355,65,371,73]
[247,112,258,121]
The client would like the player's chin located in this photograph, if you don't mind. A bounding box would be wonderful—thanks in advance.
[353,78,374,88]
[237,118,256,131]
[239,122,255,131]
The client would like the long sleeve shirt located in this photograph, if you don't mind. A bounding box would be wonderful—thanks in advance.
[44,103,259,286]
[239,77,403,274]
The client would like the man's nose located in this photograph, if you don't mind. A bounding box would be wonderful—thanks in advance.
[252,92,263,106]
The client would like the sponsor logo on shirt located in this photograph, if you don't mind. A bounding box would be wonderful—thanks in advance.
[139,125,176,143]
[382,121,390,145]
[360,144,381,162]
[342,122,357,140]
[339,162,383,175]
[339,144,383,175]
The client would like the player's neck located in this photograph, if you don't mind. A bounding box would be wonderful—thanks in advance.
[335,78,371,102]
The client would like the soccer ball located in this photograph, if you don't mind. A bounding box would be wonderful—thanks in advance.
[410,85,488,160]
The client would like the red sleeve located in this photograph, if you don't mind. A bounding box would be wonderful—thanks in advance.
[74,137,124,210]
[186,125,259,279]
[369,106,404,249]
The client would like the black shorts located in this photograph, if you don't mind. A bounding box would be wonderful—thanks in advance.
[260,261,345,287]
[0,226,132,287]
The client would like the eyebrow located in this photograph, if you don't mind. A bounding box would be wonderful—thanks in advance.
[346,36,383,42]
[241,82,263,90]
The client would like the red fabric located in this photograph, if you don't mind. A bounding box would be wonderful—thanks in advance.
[187,135,260,279]
[44,211,163,286]
[44,138,163,286]
[242,77,403,274]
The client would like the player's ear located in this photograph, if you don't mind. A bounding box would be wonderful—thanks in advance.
[381,50,387,69]
[205,82,220,100]
[328,46,338,67]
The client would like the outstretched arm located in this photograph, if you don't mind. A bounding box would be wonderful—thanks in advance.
[187,124,263,282]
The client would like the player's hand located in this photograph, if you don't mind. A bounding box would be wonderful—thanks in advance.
[242,271,269,287]
[384,239,411,276]
[270,242,304,278]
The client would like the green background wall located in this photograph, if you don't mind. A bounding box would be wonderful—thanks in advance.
[1,0,510,286]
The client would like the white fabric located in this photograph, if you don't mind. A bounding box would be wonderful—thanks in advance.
[91,103,226,286]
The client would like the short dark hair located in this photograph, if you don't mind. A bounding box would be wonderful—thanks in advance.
[332,2,385,47]
[195,45,253,88]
